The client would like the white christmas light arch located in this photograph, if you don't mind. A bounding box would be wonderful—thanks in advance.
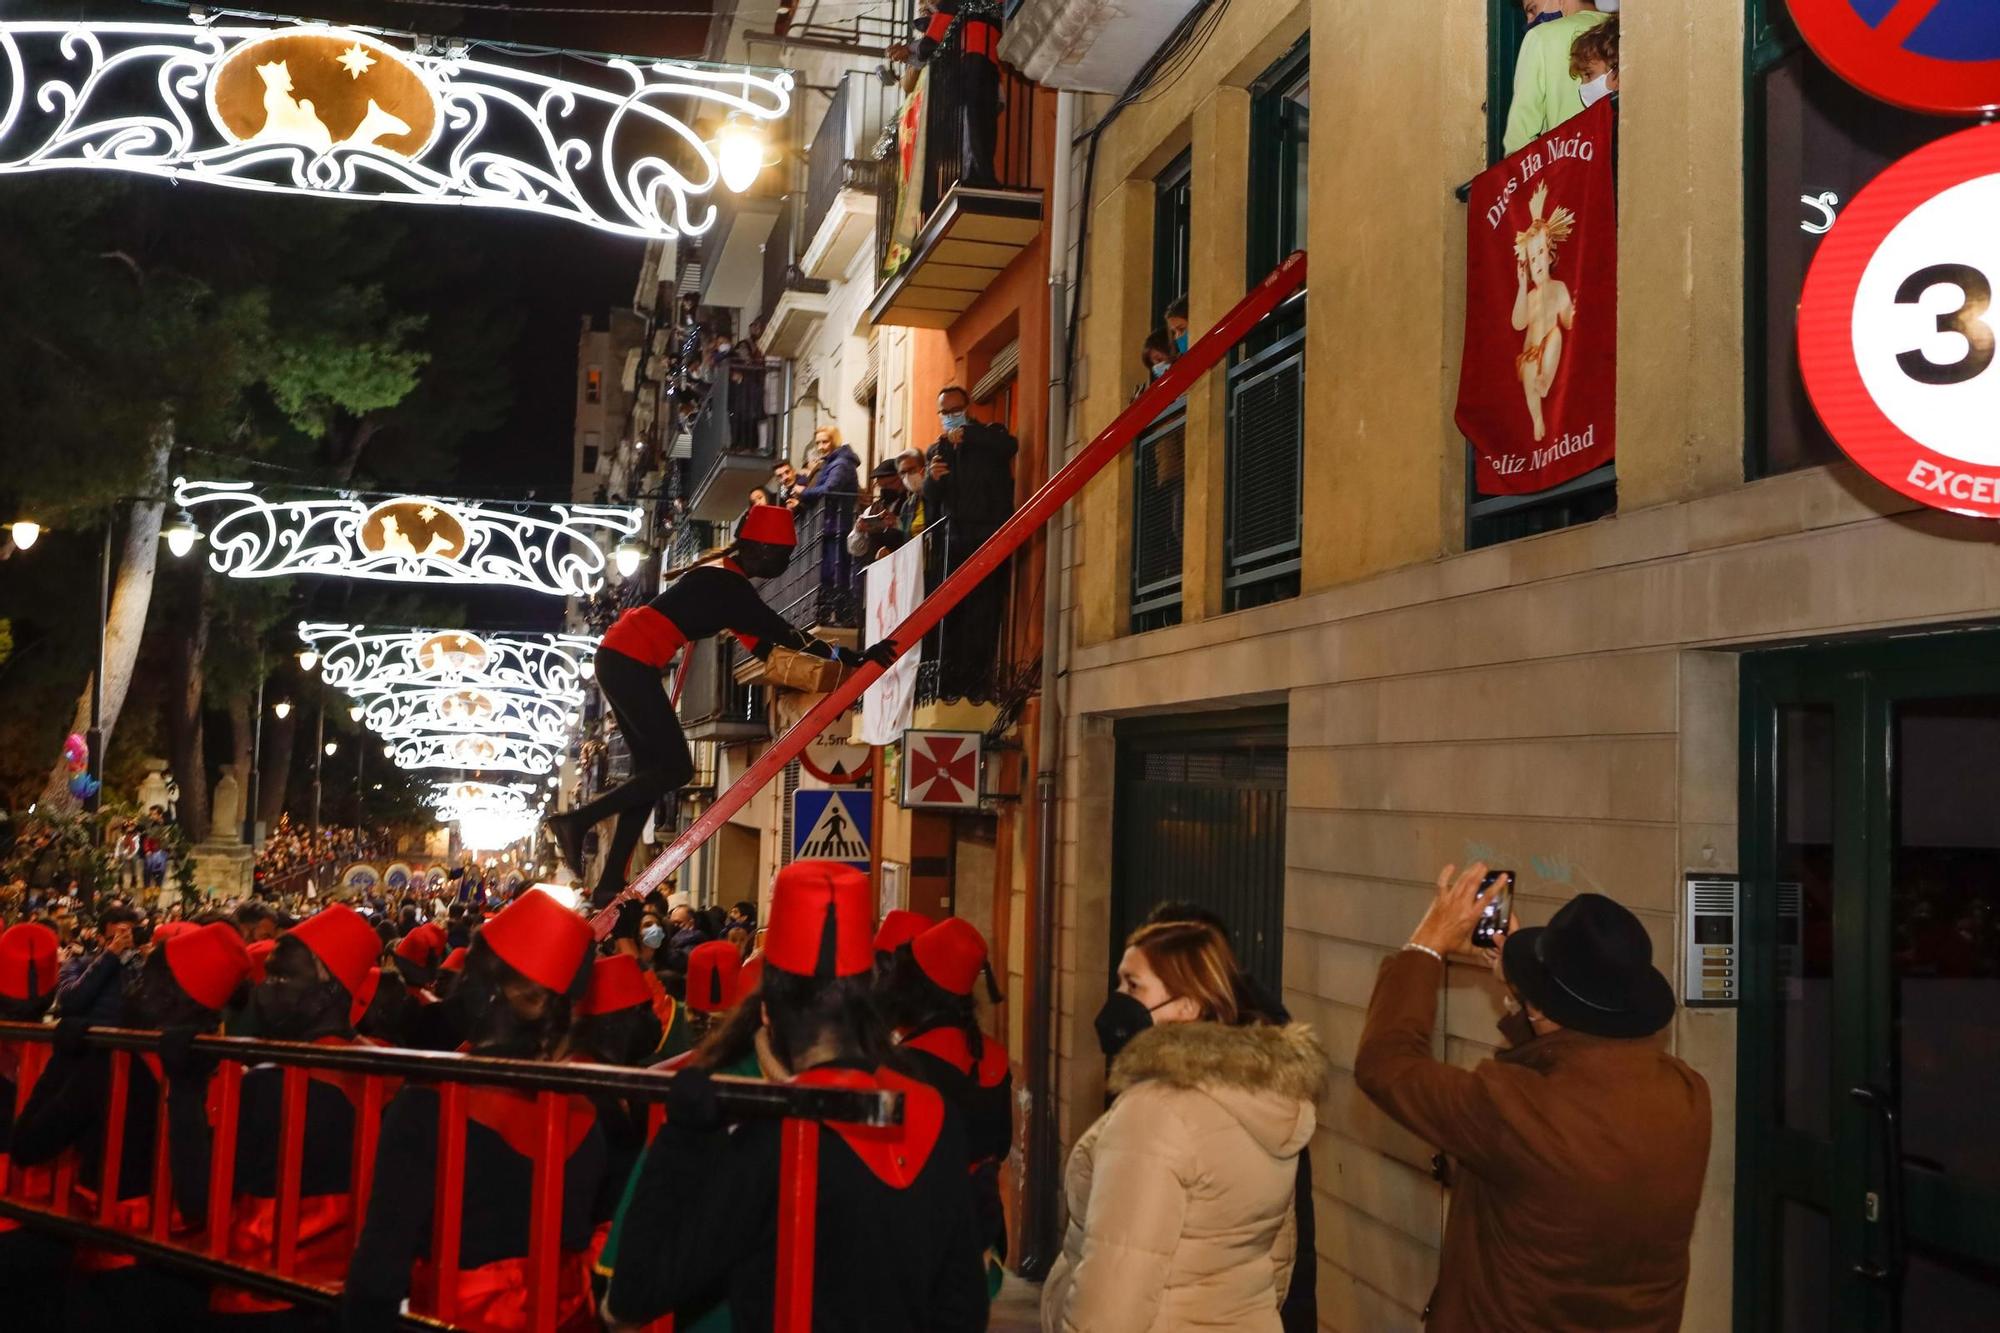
[357,686,579,744]
[181,481,641,598]
[387,732,561,775]
[0,19,792,240]
[301,623,596,700]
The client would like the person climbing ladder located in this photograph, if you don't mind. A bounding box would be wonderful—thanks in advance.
[546,505,895,908]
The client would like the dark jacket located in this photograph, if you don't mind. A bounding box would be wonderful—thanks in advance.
[56,948,136,1025]
[601,1061,988,1332]
[923,421,1017,550]
[1354,950,1711,1332]
[802,444,861,498]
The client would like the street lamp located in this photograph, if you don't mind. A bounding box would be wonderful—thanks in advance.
[161,508,202,558]
[580,658,596,679]
[348,704,364,722]
[8,519,40,550]
[297,647,320,673]
[324,739,339,757]
[715,111,769,192]
[273,699,293,720]
[613,537,646,579]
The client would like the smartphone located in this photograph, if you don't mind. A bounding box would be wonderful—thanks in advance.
[1472,870,1514,950]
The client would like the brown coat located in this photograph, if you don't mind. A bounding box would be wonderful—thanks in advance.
[1042,1021,1331,1333]
[1355,950,1711,1332]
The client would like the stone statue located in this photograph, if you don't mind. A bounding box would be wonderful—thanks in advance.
[211,765,243,845]
[136,759,171,817]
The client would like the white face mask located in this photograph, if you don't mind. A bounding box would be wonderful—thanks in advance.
[1594,0,1618,10]
[1579,73,1613,107]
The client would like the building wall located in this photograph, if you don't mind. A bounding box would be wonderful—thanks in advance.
[1050,2,1997,1330]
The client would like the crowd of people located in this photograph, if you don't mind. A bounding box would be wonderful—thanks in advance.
[253,819,389,888]
[0,847,1712,1331]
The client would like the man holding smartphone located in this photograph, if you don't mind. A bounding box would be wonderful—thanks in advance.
[1354,862,1710,1332]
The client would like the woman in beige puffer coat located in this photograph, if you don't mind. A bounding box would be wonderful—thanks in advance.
[1043,922,1331,1332]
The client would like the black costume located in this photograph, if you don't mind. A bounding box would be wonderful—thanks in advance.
[911,1,1005,194]
[338,1084,605,1331]
[901,1023,1013,1261]
[922,417,1018,697]
[572,561,836,907]
[601,1062,989,1332]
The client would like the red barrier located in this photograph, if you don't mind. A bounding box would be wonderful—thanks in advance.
[0,1026,898,1332]
[592,251,1310,937]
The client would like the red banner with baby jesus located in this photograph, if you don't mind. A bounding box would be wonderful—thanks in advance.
[1456,99,1616,496]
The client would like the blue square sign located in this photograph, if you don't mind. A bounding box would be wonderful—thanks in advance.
[792,789,872,869]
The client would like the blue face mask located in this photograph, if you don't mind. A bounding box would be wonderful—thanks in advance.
[1173,332,1188,355]
[1528,9,1561,25]
[641,924,666,950]
[940,411,969,432]
[1149,361,1169,379]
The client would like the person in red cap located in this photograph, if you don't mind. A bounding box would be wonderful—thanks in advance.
[545,507,897,910]
[598,861,986,1332]
[871,907,933,987]
[390,919,448,990]
[433,945,470,1000]
[12,921,253,1327]
[881,916,1014,1294]
[164,903,387,1321]
[350,964,411,1045]
[681,938,741,1039]
[341,888,607,1332]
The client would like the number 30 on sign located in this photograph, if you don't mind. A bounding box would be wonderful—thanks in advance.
[1798,124,2000,518]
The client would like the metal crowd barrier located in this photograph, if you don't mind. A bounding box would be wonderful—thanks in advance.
[0,1022,901,1331]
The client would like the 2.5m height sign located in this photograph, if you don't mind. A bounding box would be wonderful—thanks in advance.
[1798,124,2000,516]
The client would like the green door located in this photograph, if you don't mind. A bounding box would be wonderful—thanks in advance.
[1738,634,2000,1331]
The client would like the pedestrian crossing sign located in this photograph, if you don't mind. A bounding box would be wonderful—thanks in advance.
[792,789,872,868]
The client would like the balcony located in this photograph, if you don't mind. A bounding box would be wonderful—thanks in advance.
[799,70,895,282]
[759,193,833,360]
[1129,402,1186,634]
[698,178,785,310]
[909,518,1034,717]
[679,637,768,743]
[732,490,862,692]
[1000,0,1206,95]
[868,51,1042,329]
[683,360,788,522]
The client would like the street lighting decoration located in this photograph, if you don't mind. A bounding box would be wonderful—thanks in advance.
[349,686,576,744]
[324,739,339,757]
[273,700,293,720]
[299,623,597,700]
[613,537,648,579]
[0,19,793,241]
[387,733,561,775]
[297,647,321,673]
[174,480,643,598]
[9,520,40,550]
[348,704,364,722]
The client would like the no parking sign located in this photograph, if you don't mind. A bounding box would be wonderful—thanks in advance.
[1798,125,2000,516]
[1788,0,2000,116]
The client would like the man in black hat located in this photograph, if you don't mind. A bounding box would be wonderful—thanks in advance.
[847,458,911,563]
[1354,862,1711,1333]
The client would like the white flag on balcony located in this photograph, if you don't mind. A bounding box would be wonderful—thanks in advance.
[859,538,923,745]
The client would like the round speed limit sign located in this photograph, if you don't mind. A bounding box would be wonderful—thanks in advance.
[1799,125,2000,517]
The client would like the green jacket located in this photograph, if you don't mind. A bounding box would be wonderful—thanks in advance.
[1502,11,1611,155]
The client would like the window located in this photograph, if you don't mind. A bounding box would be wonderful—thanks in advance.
[1224,39,1309,613]
[581,430,600,475]
[586,366,603,404]
[1153,149,1192,329]
[1464,0,1615,550]
[1745,0,1946,478]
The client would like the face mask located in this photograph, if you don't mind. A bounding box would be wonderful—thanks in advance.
[1149,361,1169,380]
[641,924,666,950]
[1579,72,1612,107]
[1528,9,1561,25]
[1094,989,1176,1058]
[1173,332,1189,355]
[940,411,969,432]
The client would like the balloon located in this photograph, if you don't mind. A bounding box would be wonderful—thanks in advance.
[63,733,88,767]
[68,773,100,800]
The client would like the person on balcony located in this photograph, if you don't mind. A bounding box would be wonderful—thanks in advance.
[597,861,989,1332]
[340,889,605,1332]
[923,384,1017,698]
[1502,0,1612,154]
[848,459,912,562]
[545,507,894,911]
[800,425,860,499]
[892,0,1005,193]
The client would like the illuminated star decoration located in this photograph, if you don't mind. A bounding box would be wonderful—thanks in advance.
[336,42,375,78]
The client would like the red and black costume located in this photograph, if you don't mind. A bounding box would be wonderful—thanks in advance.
[570,506,838,907]
[908,1,1005,194]
[0,924,66,1329]
[599,862,989,1332]
[339,889,606,1333]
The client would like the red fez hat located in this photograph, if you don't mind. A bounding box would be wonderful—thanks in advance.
[349,966,382,1028]
[289,903,382,997]
[0,922,60,1002]
[246,938,278,985]
[393,922,447,968]
[576,954,653,1017]
[154,920,197,946]
[440,947,468,974]
[873,909,932,956]
[685,941,742,1014]
[911,917,988,998]
[165,921,254,1011]
[736,504,796,548]
[479,888,593,996]
[738,950,765,997]
[764,860,873,980]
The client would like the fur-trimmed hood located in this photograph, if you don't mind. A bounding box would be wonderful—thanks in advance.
[1109,1021,1330,1158]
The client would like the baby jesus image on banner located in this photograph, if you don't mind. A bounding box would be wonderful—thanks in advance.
[1456,100,1616,496]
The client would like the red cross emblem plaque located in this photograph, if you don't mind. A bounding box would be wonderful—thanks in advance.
[899,730,983,810]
